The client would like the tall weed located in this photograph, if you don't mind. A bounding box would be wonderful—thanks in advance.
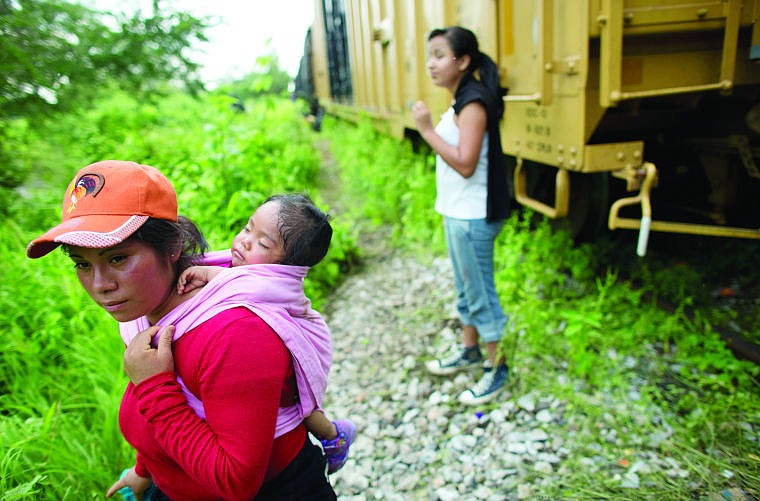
[1,220,131,498]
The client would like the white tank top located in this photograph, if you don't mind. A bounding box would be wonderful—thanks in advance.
[434,106,489,219]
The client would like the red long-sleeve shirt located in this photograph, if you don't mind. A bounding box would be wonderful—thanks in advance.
[120,307,305,500]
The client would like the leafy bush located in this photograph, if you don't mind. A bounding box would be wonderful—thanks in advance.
[322,116,444,253]
[0,220,130,499]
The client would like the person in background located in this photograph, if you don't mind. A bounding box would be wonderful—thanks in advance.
[411,26,512,405]
[26,160,337,500]
[174,193,356,475]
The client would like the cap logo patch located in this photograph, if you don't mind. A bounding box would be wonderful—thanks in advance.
[67,173,105,213]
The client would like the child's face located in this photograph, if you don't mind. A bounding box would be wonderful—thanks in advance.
[231,201,285,266]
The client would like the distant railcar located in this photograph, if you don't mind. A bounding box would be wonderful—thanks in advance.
[295,0,760,255]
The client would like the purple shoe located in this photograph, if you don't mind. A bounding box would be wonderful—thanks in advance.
[321,419,356,474]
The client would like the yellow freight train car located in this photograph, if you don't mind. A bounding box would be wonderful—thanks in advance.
[296,0,760,255]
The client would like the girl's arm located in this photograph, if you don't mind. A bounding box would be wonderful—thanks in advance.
[412,100,487,178]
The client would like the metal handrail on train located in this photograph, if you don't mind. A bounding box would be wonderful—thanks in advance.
[608,162,760,257]
[513,157,569,218]
[597,0,741,107]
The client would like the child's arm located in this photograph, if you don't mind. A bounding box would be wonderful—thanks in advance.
[177,265,225,295]
[304,410,337,440]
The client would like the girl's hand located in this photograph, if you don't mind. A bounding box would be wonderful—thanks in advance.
[105,466,153,500]
[124,325,175,385]
[411,100,433,134]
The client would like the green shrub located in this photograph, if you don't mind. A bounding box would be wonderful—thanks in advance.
[322,116,443,253]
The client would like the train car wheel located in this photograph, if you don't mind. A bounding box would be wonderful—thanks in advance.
[554,171,610,243]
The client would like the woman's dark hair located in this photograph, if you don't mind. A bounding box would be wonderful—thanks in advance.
[61,216,208,279]
[130,215,208,277]
[428,26,504,118]
[265,193,332,267]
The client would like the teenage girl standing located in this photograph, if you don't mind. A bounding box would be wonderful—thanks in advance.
[412,26,512,405]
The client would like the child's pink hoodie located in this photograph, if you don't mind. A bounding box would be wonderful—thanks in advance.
[119,250,331,437]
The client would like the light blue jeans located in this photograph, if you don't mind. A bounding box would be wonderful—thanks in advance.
[443,216,507,343]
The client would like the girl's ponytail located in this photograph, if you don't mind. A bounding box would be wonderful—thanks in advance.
[476,52,504,119]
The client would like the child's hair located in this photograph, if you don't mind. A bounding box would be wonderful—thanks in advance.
[265,194,332,267]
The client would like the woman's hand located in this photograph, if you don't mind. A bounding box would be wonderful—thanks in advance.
[411,100,433,134]
[124,325,175,385]
[105,466,153,500]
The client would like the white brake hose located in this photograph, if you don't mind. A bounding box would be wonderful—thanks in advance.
[636,216,651,257]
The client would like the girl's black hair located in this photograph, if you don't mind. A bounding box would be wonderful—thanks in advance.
[265,193,332,267]
[428,26,504,118]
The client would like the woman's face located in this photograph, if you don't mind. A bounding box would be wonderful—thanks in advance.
[68,240,178,324]
[426,35,465,91]
[230,201,286,267]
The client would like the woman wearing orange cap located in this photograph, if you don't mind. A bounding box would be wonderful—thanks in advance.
[27,160,337,500]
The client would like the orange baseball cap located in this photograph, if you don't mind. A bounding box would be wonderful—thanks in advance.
[26,160,178,258]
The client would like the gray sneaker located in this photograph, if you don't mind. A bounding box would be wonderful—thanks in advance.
[458,364,509,405]
[426,345,483,375]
